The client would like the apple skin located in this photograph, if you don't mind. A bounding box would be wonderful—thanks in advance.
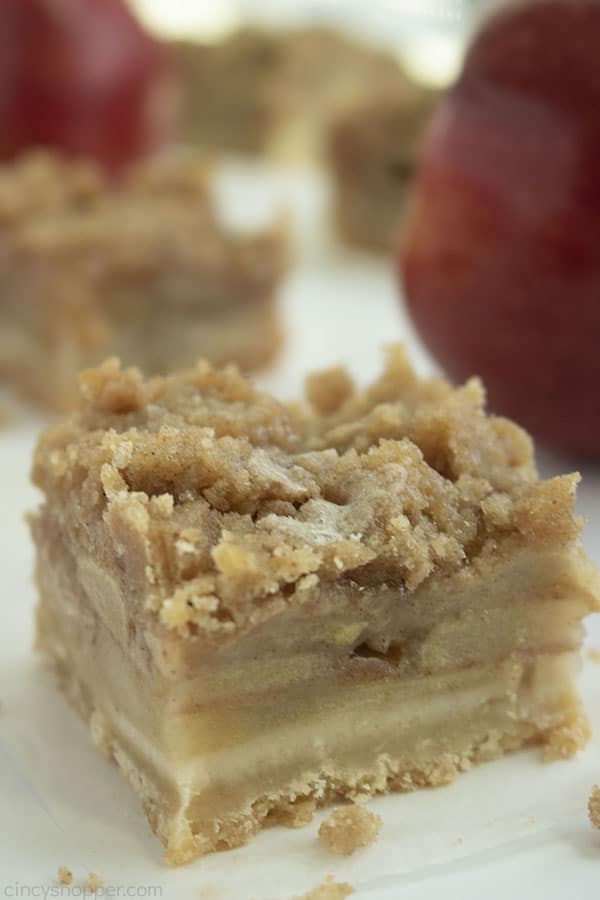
[399,0,600,457]
[0,0,173,174]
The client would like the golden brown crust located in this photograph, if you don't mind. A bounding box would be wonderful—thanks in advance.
[318,805,382,856]
[32,346,592,642]
[270,798,317,828]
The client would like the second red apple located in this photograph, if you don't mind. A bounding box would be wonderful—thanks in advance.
[400,0,600,457]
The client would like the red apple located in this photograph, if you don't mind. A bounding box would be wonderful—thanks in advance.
[0,0,173,174]
[399,0,600,457]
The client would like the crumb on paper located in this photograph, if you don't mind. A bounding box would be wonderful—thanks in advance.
[587,648,600,663]
[57,867,73,886]
[455,836,463,846]
[198,885,225,899]
[294,874,354,899]
[85,873,103,893]
[318,804,382,857]
[589,785,600,829]
[527,815,536,826]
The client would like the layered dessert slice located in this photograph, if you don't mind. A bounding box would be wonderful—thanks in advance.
[31,348,599,864]
[0,152,286,411]
[329,88,438,250]
[174,27,405,162]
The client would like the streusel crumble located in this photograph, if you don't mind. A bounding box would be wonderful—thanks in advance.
[318,806,382,856]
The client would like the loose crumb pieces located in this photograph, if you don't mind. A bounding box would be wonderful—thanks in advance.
[318,805,382,857]
[589,785,600,829]
[198,885,225,899]
[294,875,354,900]
[587,648,600,663]
[85,873,103,893]
[57,867,73,886]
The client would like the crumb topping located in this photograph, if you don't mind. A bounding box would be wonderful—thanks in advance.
[318,804,382,856]
[294,875,354,900]
[33,346,584,640]
[0,151,209,227]
[0,153,101,225]
[305,366,355,417]
[589,785,600,829]
[0,151,286,291]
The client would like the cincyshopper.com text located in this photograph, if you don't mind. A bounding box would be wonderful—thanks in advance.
[3,886,163,899]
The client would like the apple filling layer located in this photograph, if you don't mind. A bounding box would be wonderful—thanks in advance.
[35,533,595,863]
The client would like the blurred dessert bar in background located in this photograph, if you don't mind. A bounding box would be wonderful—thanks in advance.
[0,153,286,412]
[329,87,438,250]
[173,26,416,162]
[173,29,283,156]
